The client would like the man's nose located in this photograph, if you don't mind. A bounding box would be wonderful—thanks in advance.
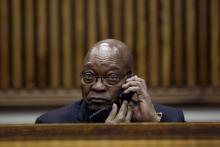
[91,78,107,91]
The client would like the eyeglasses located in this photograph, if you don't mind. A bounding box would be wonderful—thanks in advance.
[80,71,132,86]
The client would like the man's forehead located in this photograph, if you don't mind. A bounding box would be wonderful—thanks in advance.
[84,62,120,70]
[89,43,121,57]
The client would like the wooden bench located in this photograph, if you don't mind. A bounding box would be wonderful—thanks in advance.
[0,123,220,147]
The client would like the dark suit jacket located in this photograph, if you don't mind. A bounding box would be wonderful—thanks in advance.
[35,100,185,123]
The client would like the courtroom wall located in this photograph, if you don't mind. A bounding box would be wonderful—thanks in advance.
[0,0,220,106]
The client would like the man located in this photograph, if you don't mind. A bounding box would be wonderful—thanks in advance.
[36,39,185,123]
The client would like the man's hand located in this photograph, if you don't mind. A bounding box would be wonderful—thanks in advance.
[122,75,160,122]
[105,101,132,124]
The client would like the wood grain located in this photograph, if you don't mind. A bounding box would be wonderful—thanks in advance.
[211,0,220,87]
[149,0,159,87]
[124,0,134,50]
[12,0,22,89]
[199,0,208,86]
[0,0,9,90]
[174,0,183,86]
[62,0,72,88]
[99,0,108,39]
[50,0,60,89]
[0,123,220,139]
[75,0,84,88]
[137,0,147,79]
[0,139,220,147]
[186,0,196,87]
[161,0,171,87]
[88,0,97,48]
[25,0,35,89]
[37,0,47,89]
[0,0,220,106]
[112,0,121,40]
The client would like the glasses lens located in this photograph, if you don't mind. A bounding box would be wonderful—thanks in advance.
[105,75,121,85]
[81,72,95,84]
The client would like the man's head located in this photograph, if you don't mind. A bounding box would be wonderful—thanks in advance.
[80,39,134,112]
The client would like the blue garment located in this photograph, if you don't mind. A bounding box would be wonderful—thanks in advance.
[35,100,185,123]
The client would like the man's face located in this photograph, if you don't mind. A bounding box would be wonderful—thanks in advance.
[81,44,128,112]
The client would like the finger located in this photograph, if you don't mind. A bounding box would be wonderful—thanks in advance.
[122,81,141,89]
[126,75,136,82]
[118,101,128,116]
[105,103,118,122]
[134,75,144,81]
[125,106,132,122]
[126,75,143,82]
[115,101,128,122]
[124,76,147,90]
[123,86,140,94]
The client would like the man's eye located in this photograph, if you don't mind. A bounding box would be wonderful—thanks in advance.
[81,72,95,84]
[108,76,119,80]
[106,74,120,83]
[84,72,94,79]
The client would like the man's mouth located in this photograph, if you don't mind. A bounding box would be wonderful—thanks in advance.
[86,97,114,113]
[87,97,109,103]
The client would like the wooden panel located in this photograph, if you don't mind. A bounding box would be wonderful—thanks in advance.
[0,0,220,106]
[186,0,196,87]
[211,0,220,87]
[50,0,60,89]
[112,0,121,40]
[0,88,220,106]
[37,0,47,89]
[161,0,171,87]
[149,0,159,87]
[12,0,22,89]
[25,0,35,89]
[199,0,208,86]
[88,0,97,48]
[0,123,220,139]
[124,0,134,49]
[75,0,84,88]
[0,0,9,90]
[99,0,108,39]
[174,0,183,86]
[0,140,220,147]
[136,0,147,79]
[62,0,72,88]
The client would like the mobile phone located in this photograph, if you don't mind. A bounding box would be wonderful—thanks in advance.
[117,90,134,106]
[89,90,134,122]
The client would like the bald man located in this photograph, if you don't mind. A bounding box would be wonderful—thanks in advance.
[36,39,185,123]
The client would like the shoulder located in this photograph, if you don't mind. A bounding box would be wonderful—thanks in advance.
[35,100,82,123]
[153,102,185,122]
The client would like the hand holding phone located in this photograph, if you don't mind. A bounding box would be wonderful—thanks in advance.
[117,90,134,107]
[89,90,134,122]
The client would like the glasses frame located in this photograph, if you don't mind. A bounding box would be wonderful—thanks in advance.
[80,71,133,86]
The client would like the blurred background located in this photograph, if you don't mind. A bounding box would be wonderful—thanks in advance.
[0,0,220,123]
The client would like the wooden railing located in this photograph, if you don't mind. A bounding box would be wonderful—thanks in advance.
[0,123,220,147]
[0,0,219,106]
